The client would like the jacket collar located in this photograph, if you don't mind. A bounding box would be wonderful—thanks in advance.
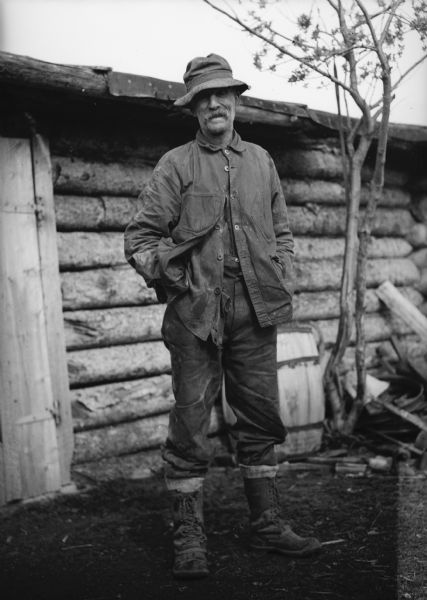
[196,129,246,153]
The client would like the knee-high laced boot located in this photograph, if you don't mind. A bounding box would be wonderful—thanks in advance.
[170,488,209,579]
[243,475,321,557]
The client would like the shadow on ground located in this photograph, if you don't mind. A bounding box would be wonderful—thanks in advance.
[0,467,406,600]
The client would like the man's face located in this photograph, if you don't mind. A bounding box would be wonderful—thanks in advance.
[191,87,237,141]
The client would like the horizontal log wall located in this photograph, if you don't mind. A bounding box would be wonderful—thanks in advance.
[50,131,423,479]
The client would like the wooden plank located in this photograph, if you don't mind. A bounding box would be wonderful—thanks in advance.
[288,206,414,237]
[52,156,153,196]
[49,128,410,207]
[32,135,74,486]
[293,287,422,321]
[57,230,136,269]
[410,193,427,222]
[333,339,398,373]
[293,257,419,292]
[0,137,61,502]
[65,312,411,387]
[73,408,223,463]
[52,183,414,237]
[273,148,408,186]
[71,374,173,431]
[55,195,144,232]
[377,335,426,363]
[294,236,411,260]
[17,419,61,498]
[67,341,171,386]
[64,304,165,350]
[0,51,108,97]
[63,288,423,351]
[0,277,23,501]
[409,248,427,269]
[283,179,410,207]
[320,335,425,375]
[59,258,419,310]
[72,436,229,481]
[57,231,411,270]
[407,223,427,249]
[72,449,166,481]
[73,414,169,463]
[315,311,411,346]
[49,122,173,164]
[376,280,427,343]
[61,265,157,310]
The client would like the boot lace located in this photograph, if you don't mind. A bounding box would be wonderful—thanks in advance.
[175,494,206,546]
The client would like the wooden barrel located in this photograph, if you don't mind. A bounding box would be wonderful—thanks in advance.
[222,323,325,459]
[276,324,325,458]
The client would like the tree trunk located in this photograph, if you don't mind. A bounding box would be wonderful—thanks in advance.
[324,133,372,430]
[347,75,393,435]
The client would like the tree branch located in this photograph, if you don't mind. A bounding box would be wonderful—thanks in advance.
[203,0,356,97]
[326,0,339,13]
[354,0,399,72]
[336,0,371,117]
[379,1,403,45]
[368,52,427,111]
[390,53,427,93]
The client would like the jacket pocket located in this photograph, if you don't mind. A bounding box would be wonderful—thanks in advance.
[172,193,223,242]
[270,254,294,296]
[271,255,285,278]
[157,237,189,294]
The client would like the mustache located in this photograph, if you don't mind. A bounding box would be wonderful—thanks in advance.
[209,111,228,119]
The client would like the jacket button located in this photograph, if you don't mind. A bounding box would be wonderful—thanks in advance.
[217,253,223,261]
[215,224,221,230]
[234,224,240,230]
[224,166,230,172]
[214,287,221,295]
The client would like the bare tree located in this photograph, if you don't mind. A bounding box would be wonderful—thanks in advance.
[204,0,427,432]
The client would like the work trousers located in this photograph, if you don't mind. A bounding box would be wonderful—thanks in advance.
[161,274,287,481]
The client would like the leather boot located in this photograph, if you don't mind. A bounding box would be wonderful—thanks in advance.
[171,489,209,579]
[243,476,321,557]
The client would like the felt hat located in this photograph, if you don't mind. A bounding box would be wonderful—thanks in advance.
[174,53,249,107]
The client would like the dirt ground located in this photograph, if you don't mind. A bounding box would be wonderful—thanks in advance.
[1,462,426,600]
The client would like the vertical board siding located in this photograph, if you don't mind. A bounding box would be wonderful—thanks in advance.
[32,135,74,486]
[0,138,62,502]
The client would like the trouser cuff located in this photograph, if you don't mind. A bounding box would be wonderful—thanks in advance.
[239,464,279,479]
[165,476,204,493]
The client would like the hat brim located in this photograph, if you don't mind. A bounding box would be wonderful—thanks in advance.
[174,78,249,107]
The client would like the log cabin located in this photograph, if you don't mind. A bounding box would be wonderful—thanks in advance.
[1,51,426,502]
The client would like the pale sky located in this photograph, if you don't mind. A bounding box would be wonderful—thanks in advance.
[1,0,426,126]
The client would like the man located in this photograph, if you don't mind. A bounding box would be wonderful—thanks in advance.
[124,54,321,579]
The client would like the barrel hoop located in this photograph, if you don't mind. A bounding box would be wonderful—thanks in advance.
[286,421,324,433]
[277,355,319,369]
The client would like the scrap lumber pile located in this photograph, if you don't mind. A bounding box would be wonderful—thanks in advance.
[354,282,427,469]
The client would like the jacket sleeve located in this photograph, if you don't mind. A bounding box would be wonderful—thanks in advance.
[124,154,183,294]
[269,154,295,280]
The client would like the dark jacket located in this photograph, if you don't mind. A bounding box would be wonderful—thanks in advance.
[124,130,295,339]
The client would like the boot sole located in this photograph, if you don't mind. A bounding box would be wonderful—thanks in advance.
[250,542,321,557]
[172,569,209,579]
